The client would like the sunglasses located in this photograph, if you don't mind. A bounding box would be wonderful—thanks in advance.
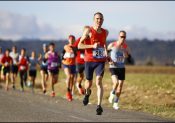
[120,36,126,39]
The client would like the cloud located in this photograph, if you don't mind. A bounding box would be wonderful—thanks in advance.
[0,10,175,41]
[0,10,61,40]
[111,25,175,40]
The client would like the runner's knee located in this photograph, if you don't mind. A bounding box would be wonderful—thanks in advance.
[96,76,103,87]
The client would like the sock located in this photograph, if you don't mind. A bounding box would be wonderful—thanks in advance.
[86,89,91,95]
[112,90,115,94]
[114,96,119,103]
[67,88,71,92]
[79,84,82,88]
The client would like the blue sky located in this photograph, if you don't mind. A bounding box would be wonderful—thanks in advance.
[0,1,175,40]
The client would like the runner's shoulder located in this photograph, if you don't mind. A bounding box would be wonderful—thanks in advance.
[83,26,91,35]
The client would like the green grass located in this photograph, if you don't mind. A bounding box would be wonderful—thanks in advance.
[1,65,175,120]
[110,73,175,120]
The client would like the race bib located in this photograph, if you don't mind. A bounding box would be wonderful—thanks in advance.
[20,66,26,70]
[115,52,125,64]
[116,56,124,63]
[93,48,105,59]
[51,62,58,67]
[80,53,85,59]
[5,62,9,66]
[64,52,75,58]
[42,61,48,66]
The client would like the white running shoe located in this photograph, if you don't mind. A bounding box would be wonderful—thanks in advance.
[108,91,115,104]
[113,102,119,110]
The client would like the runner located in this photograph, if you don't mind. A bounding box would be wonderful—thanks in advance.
[107,30,129,110]
[45,42,61,97]
[10,46,19,90]
[38,44,48,94]
[78,12,108,115]
[62,35,77,101]
[0,47,3,82]
[1,49,13,91]
[18,48,28,92]
[28,51,38,93]
[73,27,90,95]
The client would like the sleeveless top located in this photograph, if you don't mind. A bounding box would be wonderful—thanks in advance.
[10,52,19,65]
[18,55,28,71]
[109,42,127,68]
[73,37,85,64]
[84,27,107,62]
[29,57,38,70]
[1,55,13,67]
[47,51,59,71]
[62,44,76,65]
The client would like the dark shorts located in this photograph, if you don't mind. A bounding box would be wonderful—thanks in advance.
[40,65,48,74]
[63,64,76,74]
[11,65,18,74]
[109,68,125,80]
[48,69,59,75]
[76,64,85,74]
[85,62,105,81]
[19,70,27,81]
[29,70,37,78]
[3,66,11,76]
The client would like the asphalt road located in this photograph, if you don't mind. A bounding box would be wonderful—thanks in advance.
[0,89,174,122]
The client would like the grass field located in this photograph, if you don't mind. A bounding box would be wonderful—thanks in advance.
[0,65,175,120]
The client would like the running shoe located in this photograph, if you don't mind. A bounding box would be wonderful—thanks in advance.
[113,102,119,110]
[66,92,72,101]
[43,89,47,94]
[83,89,91,106]
[12,85,16,90]
[83,95,89,106]
[108,91,115,104]
[51,91,55,97]
[96,105,103,115]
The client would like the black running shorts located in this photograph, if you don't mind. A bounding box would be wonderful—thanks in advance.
[109,68,125,80]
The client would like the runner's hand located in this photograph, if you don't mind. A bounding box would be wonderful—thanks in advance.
[106,56,112,62]
[109,61,114,65]
[93,43,98,49]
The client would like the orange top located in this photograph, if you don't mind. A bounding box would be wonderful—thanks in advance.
[62,44,76,65]
[84,27,107,62]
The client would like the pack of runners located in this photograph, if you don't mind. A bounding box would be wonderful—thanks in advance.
[0,12,131,115]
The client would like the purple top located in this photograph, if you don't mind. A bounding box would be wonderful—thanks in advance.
[47,51,59,70]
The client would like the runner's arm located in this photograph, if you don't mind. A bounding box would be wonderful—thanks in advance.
[44,52,48,60]
[1,57,5,66]
[104,30,111,61]
[78,26,97,49]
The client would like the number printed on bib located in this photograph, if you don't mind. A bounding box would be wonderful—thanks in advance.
[80,53,84,59]
[115,52,125,64]
[51,62,58,67]
[42,61,48,66]
[64,52,75,58]
[5,62,9,66]
[20,66,26,70]
[93,48,105,59]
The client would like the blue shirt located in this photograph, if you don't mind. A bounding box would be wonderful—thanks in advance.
[29,57,38,70]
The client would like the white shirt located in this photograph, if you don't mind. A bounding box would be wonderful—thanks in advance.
[10,52,19,65]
